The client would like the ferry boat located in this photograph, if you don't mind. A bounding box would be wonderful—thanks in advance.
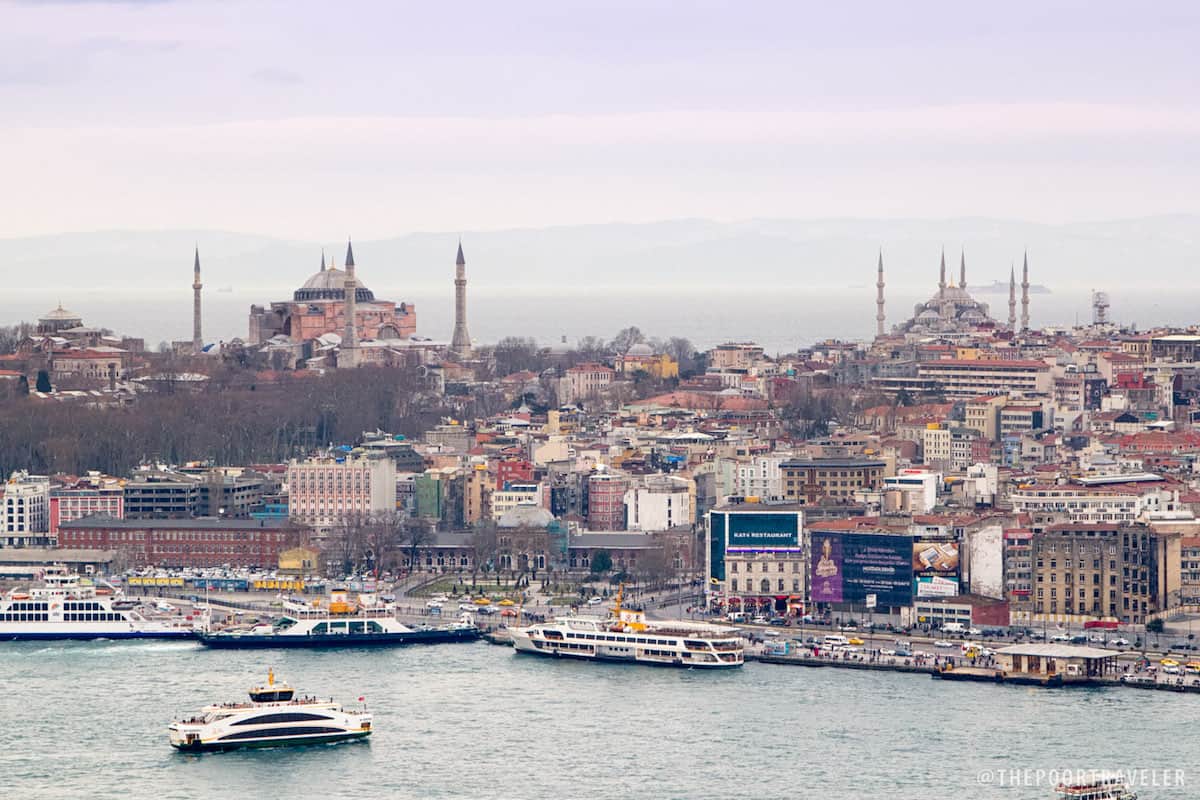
[168,669,371,751]
[196,588,480,649]
[510,585,744,669]
[1054,775,1137,799]
[0,567,196,641]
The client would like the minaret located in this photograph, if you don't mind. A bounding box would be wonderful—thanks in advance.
[1020,251,1030,332]
[1008,264,1017,330]
[342,238,358,366]
[875,250,885,337]
[959,250,966,290]
[320,249,326,272]
[191,247,203,352]
[938,249,947,297]
[451,240,472,357]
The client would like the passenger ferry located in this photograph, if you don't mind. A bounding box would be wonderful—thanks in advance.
[1054,775,1137,799]
[510,585,744,669]
[168,669,371,751]
[197,588,479,648]
[0,567,195,641]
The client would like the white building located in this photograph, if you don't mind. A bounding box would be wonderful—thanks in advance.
[624,475,694,532]
[732,453,790,500]
[491,483,545,521]
[287,452,397,531]
[3,471,52,546]
[883,470,941,514]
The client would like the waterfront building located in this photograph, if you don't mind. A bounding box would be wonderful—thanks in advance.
[1030,523,1165,625]
[286,452,397,532]
[2,471,51,547]
[706,507,805,614]
[56,516,304,569]
[1182,535,1200,605]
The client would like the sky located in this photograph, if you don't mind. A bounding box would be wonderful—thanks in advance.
[3,0,1199,239]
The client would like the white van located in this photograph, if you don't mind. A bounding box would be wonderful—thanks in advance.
[726,612,747,623]
[823,634,850,647]
[941,622,966,634]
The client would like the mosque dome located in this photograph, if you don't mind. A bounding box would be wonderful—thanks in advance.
[40,305,82,323]
[626,342,655,357]
[293,266,375,302]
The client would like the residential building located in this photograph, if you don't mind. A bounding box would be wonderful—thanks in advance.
[286,452,397,530]
[491,483,546,521]
[49,473,125,535]
[916,359,1051,398]
[624,475,694,532]
[2,471,51,547]
[586,470,628,530]
[559,362,615,405]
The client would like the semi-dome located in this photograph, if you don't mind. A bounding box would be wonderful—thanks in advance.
[293,267,375,302]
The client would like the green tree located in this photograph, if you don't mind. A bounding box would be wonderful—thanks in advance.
[1146,618,1164,634]
[590,550,613,574]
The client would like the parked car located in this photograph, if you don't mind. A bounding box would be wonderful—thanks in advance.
[475,605,498,615]
[768,618,790,627]
[1050,633,1071,642]
[588,596,604,606]
[1111,637,1131,647]
[459,603,477,612]
[894,649,914,658]
[426,600,444,609]
[966,627,982,636]
[752,616,768,624]
[933,640,956,648]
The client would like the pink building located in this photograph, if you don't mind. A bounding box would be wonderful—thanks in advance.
[560,362,615,404]
[587,471,628,531]
[49,477,125,535]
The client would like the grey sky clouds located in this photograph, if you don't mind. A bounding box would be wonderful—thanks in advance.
[2,0,1198,237]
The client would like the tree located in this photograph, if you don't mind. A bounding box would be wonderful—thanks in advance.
[469,524,499,589]
[636,546,672,590]
[402,520,434,575]
[609,326,644,354]
[1147,618,1165,634]
[493,336,542,376]
[35,370,51,393]
[590,549,613,575]
[665,337,697,374]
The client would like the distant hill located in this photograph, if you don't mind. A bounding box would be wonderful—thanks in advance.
[1,216,1196,293]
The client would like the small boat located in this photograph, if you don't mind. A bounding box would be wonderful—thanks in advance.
[1054,775,1137,799]
[168,669,372,751]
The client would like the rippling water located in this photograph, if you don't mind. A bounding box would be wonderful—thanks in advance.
[0,641,1195,799]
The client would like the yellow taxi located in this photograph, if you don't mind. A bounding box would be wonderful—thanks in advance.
[848,637,865,646]
[498,599,515,607]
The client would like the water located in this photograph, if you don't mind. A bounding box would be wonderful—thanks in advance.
[0,641,1195,799]
[2,287,1198,353]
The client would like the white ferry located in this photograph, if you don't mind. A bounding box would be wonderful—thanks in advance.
[1054,775,1137,799]
[0,567,195,641]
[197,588,479,648]
[510,585,743,669]
[168,669,372,751]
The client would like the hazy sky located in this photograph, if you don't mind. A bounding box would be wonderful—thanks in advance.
[3,0,1199,239]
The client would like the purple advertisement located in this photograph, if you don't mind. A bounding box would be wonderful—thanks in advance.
[810,534,844,603]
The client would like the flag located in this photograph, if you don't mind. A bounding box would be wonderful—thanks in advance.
[358,696,364,702]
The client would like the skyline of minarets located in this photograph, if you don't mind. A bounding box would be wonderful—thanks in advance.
[875,250,885,337]
[342,237,358,365]
[451,240,472,357]
[191,246,202,352]
[1021,251,1030,332]
[1008,264,1017,330]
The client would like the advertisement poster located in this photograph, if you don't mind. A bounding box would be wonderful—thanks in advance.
[810,534,844,602]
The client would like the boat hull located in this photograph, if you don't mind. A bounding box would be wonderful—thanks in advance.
[171,730,371,752]
[513,644,742,669]
[0,629,197,642]
[197,628,480,648]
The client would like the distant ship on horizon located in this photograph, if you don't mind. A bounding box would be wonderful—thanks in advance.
[973,280,1051,294]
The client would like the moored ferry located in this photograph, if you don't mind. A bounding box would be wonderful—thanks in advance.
[168,669,372,751]
[510,586,743,669]
[0,567,195,641]
[196,588,479,648]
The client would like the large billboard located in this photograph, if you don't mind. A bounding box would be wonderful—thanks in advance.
[912,540,960,598]
[810,532,913,607]
[725,511,803,552]
[708,509,802,583]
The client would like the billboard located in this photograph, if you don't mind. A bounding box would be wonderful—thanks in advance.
[810,532,913,607]
[724,511,803,552]
[915,575,960,598]
[912,540,960,598]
